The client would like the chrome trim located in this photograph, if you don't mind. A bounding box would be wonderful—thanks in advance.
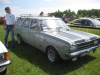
[66,46,98,57]
[0,60,11,68]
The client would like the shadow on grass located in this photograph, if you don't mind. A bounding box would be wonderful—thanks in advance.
[8,41,96,75]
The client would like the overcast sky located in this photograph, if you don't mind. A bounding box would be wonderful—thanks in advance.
[0,0,100,17]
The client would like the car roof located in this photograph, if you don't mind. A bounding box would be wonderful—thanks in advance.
[79,17,94,20]
[19,17,60,20]
[20,14,60,20]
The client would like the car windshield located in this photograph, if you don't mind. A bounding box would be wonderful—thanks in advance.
[91,19,100,26]
[39,19,71,31]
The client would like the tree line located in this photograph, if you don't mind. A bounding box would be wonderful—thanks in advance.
[53,9,100,18]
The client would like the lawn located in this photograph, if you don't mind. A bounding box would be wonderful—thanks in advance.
[70,27,100,36]
[0,25,100,75]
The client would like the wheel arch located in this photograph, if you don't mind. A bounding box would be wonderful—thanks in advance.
[46,45,57,53]
[46,45,61,58]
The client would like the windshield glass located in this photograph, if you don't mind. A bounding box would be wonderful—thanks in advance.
[91,19,100,26]
[39,19,71,31]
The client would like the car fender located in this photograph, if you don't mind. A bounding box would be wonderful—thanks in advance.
[0,41,8,53]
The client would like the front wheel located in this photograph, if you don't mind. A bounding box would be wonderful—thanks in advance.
[47,47,61,63]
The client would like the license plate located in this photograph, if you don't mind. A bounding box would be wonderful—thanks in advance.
[81,52,89,57]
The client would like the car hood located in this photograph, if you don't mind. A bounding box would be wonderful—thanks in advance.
[45,30,100,45]
[0,41,8,53]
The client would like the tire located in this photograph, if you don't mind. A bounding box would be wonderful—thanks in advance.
[0,68,7,75]
[17,35,23,45]
[47,47,61,63]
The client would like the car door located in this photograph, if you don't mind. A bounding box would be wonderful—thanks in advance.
[80,20,87,26]
[21,19,32,43]
[15,18,25,36]
[74,20,81,26]
[27,19,40,47]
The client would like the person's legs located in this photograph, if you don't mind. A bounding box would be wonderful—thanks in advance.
[10,25,15,47]
[5,25,10,47]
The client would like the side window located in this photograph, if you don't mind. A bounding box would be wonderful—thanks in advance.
[39,20,48,31]
[75,20,81,23]
[30,20,38,30]
[74,20,81,25]
[81,20,87,26]
[17,19,25,26]
[83,20,92,26]
[87,20,93,26]
[23,19,32,28]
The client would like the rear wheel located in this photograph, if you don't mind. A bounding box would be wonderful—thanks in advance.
[17,35,23,45]
[47,47,61,63]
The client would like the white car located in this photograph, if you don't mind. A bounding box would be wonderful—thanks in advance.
[0,41,11,75]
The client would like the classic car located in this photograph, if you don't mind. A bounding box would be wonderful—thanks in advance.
[0,41,11,75]
[15,15,100,63]
[67,18,100,28]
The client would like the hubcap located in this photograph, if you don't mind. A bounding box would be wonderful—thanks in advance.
[48,50,55,62]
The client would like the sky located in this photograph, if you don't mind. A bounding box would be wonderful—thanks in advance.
[0,0,100,17]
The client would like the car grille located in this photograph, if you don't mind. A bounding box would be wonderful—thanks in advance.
[77,41,94,50]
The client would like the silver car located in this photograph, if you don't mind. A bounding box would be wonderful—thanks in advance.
[15,16,100,63]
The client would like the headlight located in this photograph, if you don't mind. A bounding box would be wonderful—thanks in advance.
[0,53,5,61]
[70,45,77,51]
[94,40,98,45]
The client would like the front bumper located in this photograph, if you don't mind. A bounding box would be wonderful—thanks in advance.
[0,60,11,68]
[65,46,98,57]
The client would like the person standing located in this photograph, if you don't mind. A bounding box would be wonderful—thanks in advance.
[4,7,16,48]
[62,14,68,23]
[69,12,76,21]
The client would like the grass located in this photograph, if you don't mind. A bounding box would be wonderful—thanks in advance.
[70,27,100,36]
[0,25,100,75]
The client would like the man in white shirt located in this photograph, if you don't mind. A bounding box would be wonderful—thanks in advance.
[4,7,16,48]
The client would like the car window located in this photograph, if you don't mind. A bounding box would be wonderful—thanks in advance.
[80,20,87,25]
[17,18,25,26]
[81,20,92,26]
[39,19,71,31]
[74,20,81,23]
[23,19,32,28]
[30,20,38,30]
[74,20,81,25]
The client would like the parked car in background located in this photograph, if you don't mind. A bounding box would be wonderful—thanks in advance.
[67,18,100,28]
[0,17,5,24]
[15,14,100,63]
[0,41,11,75]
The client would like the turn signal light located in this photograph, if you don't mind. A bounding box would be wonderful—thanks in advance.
[5,52,9,60]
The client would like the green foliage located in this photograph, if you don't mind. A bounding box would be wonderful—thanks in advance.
[53,9,100,18]
[54,9,76,18]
